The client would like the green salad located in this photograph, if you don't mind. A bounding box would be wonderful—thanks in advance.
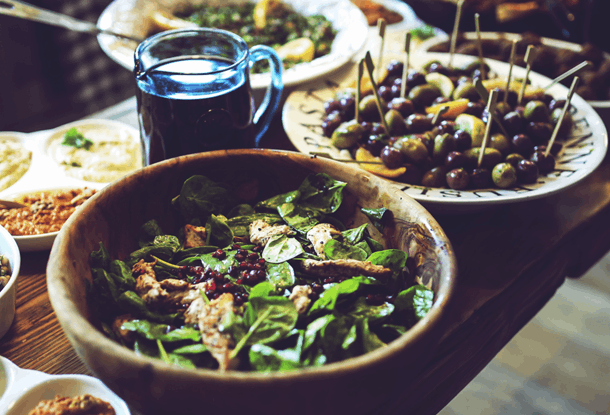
[88,173,433,372]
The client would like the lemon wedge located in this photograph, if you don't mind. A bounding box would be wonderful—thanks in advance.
[425,72,455,98]
[275,37,315,62]
[150,10,197,32]
[254,0,282,30]
[355,148,406,179]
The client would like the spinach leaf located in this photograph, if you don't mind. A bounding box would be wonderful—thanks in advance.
[255,190,300,210]
[128,245,177,265]
[354,240,372,258]
[342,224,368,245]
[226,213,282,237]
[62,127,93,150]
[361,207,392,232]
[154,235,181,251]
[320,315,359,362]
[138,220,164,248]
[277,203,322,234]
[218,308,247,344]
[262,234,304,263]
[90,242,110,270]
[121,320,201,342]
[367,249,408,272]
[249,344,302,372]
[172,175,234,223]
[171,343,208,355]
[394,285,434,326]
[297,173,346,214]
[308,278,360,316]
[266,261,296,288]
[173,246,218,264]
[118,291,178,324]
[197,250,239,274]
[242,296,298,345]
[248,281,279,299]
[109,260,136,291]
[358,317,386,353]
[227,204,255,218]
[205,214,234,248]
[303,314,334,351]
[345,297,394,325]
[366,236,384,253]
[323,239,368,261]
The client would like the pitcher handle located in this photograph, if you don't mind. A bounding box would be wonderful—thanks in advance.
[249,45,283,147]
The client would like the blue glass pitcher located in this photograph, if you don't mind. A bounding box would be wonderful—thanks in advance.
[134,28,283,165]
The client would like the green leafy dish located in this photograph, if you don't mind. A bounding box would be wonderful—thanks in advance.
[88,173,433,372]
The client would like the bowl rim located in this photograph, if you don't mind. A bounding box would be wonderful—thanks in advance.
[0,225,21,301]
[47,149,458,381]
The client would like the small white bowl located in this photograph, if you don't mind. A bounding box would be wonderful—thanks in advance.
[0,225,20,339]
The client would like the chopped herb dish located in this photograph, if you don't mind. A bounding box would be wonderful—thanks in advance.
[88,173,433,372]
[175,0,336,73]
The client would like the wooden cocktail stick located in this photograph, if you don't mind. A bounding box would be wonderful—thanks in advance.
[364,51,390,134]
[517,45,535,106]
[449,0,465,69]
[432,106,450,126]
[474,13,486,80]
[478,89,498,168]
[401,32,411,98]
[545,76,579,158]
[503,39,517,106]
[356,59,363,122]
[544,61,590,90]
[309,152,384,164]
[376,18,387,81]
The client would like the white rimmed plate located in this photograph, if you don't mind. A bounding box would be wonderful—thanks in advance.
[282,52,608,213]
[96,0,369,89]
[0,119,139,251]
[0,356,130,415]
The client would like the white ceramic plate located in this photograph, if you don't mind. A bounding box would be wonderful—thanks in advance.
[96,0,369,89]
[282,52,609,213]
[0,356,130,415]
[0,119,140,251]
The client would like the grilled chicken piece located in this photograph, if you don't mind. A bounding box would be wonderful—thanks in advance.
[289,285,313,314]
[301,259,393,279]
[249,219,292,246]
[307,223,341,259]
[185,293,237,371]
[183,224,207,248]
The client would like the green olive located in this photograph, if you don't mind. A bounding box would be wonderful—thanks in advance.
[396,138,429,165]
[463,147,503,170]
[359,95,385,121]
[551,108,574,137]
[421,167,448,187]
[489,133,511,156]
[408,84,442,108]
[433,133,457,164]
[492,162,517,188]
[385,109,407,136]
[505,153,525,167]
[330,120,364,149]
[452,82,479,101]
[523,100,549,123]
[495,102,511,117]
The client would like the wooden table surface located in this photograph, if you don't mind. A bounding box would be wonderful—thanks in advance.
[1,94,609,414]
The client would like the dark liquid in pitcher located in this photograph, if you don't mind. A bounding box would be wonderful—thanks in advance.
[136,57,254,165]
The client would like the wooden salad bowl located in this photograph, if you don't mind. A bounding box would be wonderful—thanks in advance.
[47,149,458,415]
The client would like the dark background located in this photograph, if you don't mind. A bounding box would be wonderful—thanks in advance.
[1,0,609,133]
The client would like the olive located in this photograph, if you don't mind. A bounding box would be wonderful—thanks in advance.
[445,151,467,170]
[533,143,562,156]
[427,62,451,76]
[386,60,404,77]
[470,168,492,189]
[463,147,503,170]
[549,99,567,112]
[523,100,549,123]
[421,166,447,187]
[492,163,517,188]
[514,106,525,117]
[446,168,470,190]
[464,101,485,118]
[359,95,385,122]
[339,96,356,120]
[331,120,364,149]
[390,84,403,98]
[397,138,429,165]
[378,85,395,103]
[516,159,539,184]
[457,76,473,85]
[451,82,476,101]
[433,133,457,164]
[387,97,415,118]
[385,109,408,136]
[335,88,356,101]
[407,70,427,87]
[380,145,404,169]
[503,111,524,135]
[551,108,573,137]
[370,123,386,135]
[324,99,341,115]
[322,112,343,137]
[505,153,525,167]
[530,150,556,174]
[406,113,432,134]
[454,129,472,151]
[399,163,423,185]
[410,133,434,154]
[526,122,553,144]
[489,133,511,156]
[495,102,512,118]
[433,96,451,105]
[363,133,388,156]
[540,93,554,107]
[408,84,442,109]
[360,121,374,135]
[511,134,534,156]
[463,60,490,76]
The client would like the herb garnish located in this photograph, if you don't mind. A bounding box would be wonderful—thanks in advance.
[62,127,94,151]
